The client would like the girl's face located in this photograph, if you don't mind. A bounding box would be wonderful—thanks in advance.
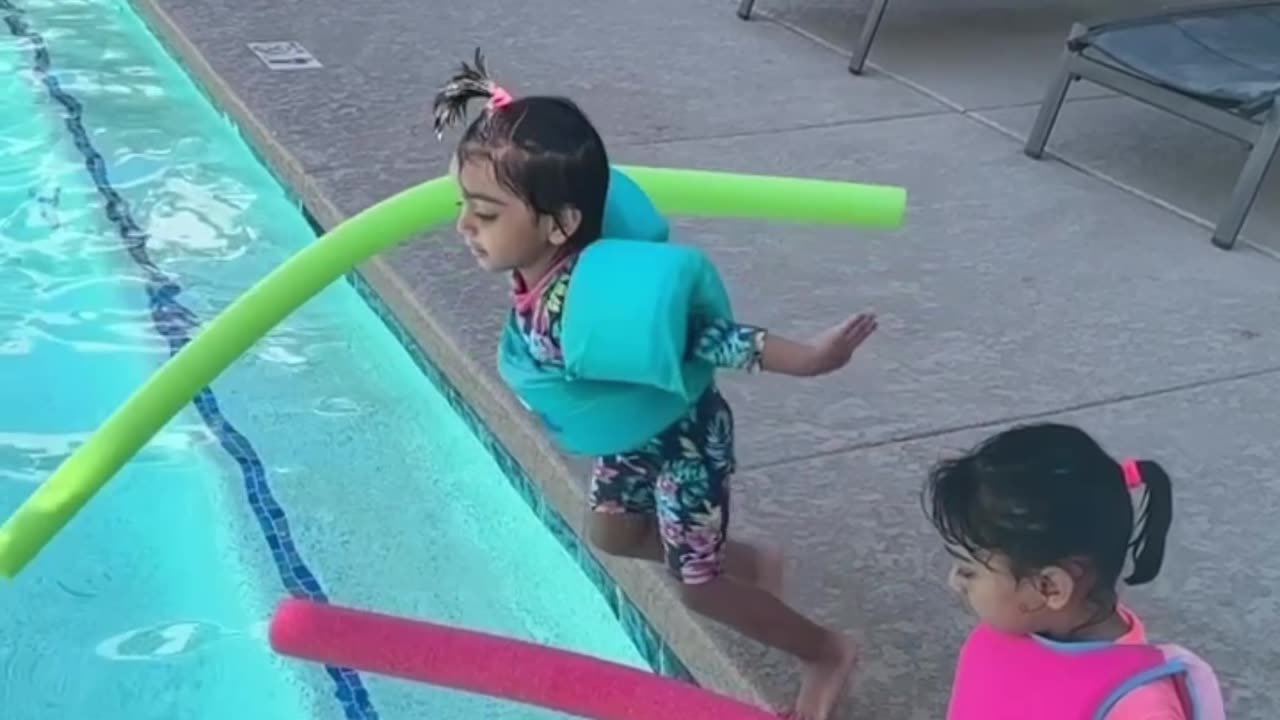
[946,546,1066,635]
[454,157,573,280]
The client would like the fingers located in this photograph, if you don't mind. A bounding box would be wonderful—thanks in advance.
[841,312,876,333]
[841,313,878,348]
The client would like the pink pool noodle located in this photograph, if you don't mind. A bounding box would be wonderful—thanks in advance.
[269,598,777,720]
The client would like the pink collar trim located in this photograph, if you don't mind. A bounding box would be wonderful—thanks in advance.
[511,254,575,313]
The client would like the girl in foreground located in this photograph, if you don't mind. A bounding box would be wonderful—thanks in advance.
[432,50,873,719]
[926,423,1226,719]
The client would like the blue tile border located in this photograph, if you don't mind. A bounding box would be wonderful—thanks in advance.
[344,269,698,687]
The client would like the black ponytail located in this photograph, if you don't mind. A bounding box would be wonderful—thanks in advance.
[1124,459,1173,586]
[432,49,610,253]
[925,423,1178,608]
[432,48,497,139]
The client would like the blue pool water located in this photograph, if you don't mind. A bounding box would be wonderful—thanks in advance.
[0,1,650,718]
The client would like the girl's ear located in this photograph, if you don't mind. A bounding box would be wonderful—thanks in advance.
[1035,565,1077,611]
[547,206,582,247]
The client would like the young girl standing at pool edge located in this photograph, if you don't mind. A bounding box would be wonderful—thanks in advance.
[926,423,1226,719]
[433,50,872,720]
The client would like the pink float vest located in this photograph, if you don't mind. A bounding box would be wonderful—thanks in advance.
[948,624,1226,720]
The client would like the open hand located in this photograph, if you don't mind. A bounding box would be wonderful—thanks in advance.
[803,313,878,376]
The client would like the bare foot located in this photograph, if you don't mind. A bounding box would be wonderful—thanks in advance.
[791,633,858,720]
[756,546,785,598]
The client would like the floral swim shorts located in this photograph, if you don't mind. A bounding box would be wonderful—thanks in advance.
[589,386,735,585]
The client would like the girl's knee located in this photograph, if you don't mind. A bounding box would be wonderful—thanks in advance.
[588,513,652,557]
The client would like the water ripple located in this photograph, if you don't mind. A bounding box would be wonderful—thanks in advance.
[94,620,225,662]
[0,426,215,483]
[89,618,272,662]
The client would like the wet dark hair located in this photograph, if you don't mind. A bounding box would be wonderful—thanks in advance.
[925,422,1173,605]
[431,49,609,253]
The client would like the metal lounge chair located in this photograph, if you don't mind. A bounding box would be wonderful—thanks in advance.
[736,0,889,75]
[1025,1,1280,249]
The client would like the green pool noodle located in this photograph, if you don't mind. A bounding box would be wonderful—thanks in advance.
[0,165,906,579]
[617,166,905,228]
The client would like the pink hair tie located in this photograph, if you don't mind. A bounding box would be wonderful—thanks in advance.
[1121,459,1143,490]
[488,83,514,109]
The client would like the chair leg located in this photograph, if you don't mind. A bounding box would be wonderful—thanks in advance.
[848,0,890,75]
[1025,51,1077,159]
[1212,105,1280,250]
[736,0,756,20]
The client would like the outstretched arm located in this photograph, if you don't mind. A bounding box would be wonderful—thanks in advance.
[690,314,878,377]
[689,318,768,372]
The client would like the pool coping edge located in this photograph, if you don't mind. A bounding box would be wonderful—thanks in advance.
[124,0,771,710]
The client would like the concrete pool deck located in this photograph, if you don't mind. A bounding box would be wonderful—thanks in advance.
[131,0,1277,717]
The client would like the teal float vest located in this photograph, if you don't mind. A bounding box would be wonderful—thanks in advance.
[497,168,733,456]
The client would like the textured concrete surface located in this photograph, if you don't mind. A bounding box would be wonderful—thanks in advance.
[135,0,1278,717]
[978,96,1280,244]
[756,0,1215,107]
[138,0,941,173]
[756,0,1280,251]
[761,0,1124,108]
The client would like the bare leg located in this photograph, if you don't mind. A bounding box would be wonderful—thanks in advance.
[590,514,852,719]
[589,513,783,595]
[681,577,857,720]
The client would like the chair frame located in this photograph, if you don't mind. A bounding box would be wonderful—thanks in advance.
[1025,8,1280,250]
[736,0,889,75]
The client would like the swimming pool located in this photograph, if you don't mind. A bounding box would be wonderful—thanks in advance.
[0,0,653,718]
